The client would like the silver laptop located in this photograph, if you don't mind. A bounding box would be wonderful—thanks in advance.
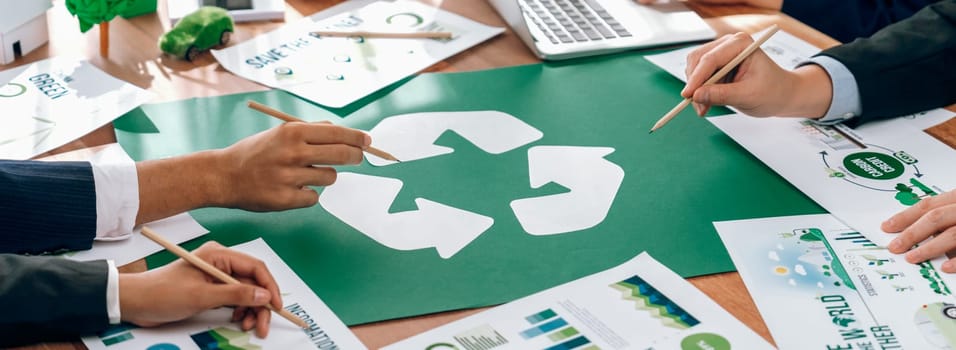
[490,0,716,60]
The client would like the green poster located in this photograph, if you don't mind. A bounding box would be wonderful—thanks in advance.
[117,51,823,325]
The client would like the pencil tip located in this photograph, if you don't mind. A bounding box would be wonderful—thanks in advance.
[648,130,654,134]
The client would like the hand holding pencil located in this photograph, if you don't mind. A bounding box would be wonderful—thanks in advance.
[652,24,837,132]
[117,238,302,337]
[650,25,781,132]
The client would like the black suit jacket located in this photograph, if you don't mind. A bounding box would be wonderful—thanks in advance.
[783,0,939,43]
[0,160,108,345]
[818,0,956,125]
[0,255,110,347]
[0,160,98,254]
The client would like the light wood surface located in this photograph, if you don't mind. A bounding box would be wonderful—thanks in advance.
[3,1,840,349]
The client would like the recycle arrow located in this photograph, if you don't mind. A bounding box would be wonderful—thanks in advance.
[365,111,543,166]
[319,172,494,258]
[510,146,625,236]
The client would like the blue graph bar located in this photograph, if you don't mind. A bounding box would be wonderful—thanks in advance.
[520,318,568,339]
[545,336,591,350]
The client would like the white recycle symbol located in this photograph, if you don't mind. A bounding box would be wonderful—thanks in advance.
[319,111,624,258]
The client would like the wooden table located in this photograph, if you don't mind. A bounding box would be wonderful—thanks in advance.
[4,1,839,348]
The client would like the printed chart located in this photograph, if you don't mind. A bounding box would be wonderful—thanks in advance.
[709,109,956,245]
[716,215,956,349]
[384,253,772,350]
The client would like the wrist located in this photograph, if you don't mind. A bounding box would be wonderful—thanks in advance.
[781,65,832,118]
[750,0,782,10]
[189,149,236,208]
[118,274,145,324]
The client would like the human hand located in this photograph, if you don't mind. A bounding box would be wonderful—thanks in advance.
[634,0,782,10]
[212,122,371,211]
[884,190,956,273]
[134,122,370,224]
[681,32,832,118]
[119,241,282,337]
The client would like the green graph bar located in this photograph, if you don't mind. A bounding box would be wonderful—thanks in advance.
[547,327,580,341]
[102,332,134,346]
[580,346,600,350]
[525,309,558,324]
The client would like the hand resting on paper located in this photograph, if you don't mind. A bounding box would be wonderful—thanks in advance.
[635,0,782,9]
[680,32,833,119]
[885,189,956,273]
[118,241,282,338]
[135,122,371,223]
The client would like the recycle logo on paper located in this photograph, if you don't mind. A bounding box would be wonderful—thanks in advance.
[319,111,625,258]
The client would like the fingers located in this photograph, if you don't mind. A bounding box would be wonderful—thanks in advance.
[279,123,370,149]
[944,256,956,273]
[901,225,956,265]
[691,82,746,108]
[255,306,271,338]
[884,191,956,233]
[683,32,753,97]
[197,283,272,309]
[683,35,732,93]
[291,145,365,166]
[196,243,283,310]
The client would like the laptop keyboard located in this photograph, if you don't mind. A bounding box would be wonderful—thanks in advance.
[521,0,633,44]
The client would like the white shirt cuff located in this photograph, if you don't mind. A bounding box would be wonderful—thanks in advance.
[799,56,862,125]
[106,260,121,324]
[90,144,139,241]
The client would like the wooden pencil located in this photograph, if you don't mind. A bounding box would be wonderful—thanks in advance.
[649,24,781,133]
[247,100,400,162]
[139,226,310,329]
[310,31,453,39]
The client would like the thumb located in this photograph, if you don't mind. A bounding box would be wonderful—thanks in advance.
[200,284,272,309]
[691,83,742,107]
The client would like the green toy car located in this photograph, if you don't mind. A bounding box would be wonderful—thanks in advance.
[160,7,235,61]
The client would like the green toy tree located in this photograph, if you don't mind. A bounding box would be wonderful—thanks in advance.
[65,0,135,58]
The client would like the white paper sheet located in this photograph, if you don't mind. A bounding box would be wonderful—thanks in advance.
[384,252,772,350]
[212,0,503,108]
[82,238,367,350]
[715,215,956,349]
[708,110,956,246]
[643,27,819,82]
[0,57,153,159]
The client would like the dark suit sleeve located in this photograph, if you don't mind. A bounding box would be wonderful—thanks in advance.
[0,160,98,255]
[782,0,938,43]
[0,254,110,347]
[816,0,956,125]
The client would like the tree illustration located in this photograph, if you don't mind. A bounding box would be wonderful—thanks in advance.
[65,0,134,58]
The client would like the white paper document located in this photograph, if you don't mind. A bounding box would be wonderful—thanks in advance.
[82,238,367,350]
[0,57,152,159]
[715,214,956,350]
[212,0,503,108]
[39,143,208,266]
[384,252,771,350]
[644,27,819,82]
[708,109,956,245]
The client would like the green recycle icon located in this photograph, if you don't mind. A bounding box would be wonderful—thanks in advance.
[319,111,625,258]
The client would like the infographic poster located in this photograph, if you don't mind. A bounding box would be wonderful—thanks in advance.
[385,253,772,350]
[709,109,956,246]
[212,0,502,108]
[0,58,152,159]
[716,214,956,349]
